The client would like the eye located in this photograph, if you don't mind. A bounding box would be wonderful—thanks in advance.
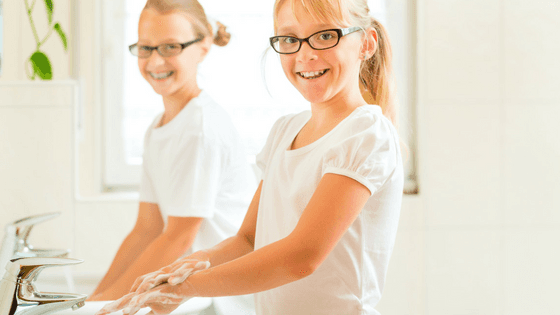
[319,33,334,40]
[164,44,180,50]
[138,46,152,52]
[282,37,299,44]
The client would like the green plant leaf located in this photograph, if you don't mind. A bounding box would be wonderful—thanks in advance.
[54,23,68,51]
[30,51,53,80]
[44,0,53,24]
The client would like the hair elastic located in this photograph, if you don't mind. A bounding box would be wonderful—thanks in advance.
[207,16,220,37]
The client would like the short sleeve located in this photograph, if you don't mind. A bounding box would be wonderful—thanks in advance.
[256,116,287,179]
[322,116,399,196]
[164,135,224,218]
[139,162,157,203]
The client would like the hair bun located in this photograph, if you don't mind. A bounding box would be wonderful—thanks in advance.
[207,16,231,47]
[213,21,231,46]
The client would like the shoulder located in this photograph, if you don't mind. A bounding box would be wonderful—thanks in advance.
[270,110,311,139]
[338,105,398,143]
[325,105,401,167]
[195,92,242,150]
[143,112,164,143]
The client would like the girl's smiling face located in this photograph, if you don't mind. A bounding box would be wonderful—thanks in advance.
[275,1,365,106]
[137,8,210,97]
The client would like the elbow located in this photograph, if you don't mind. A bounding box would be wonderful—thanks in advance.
[284,248,322,281]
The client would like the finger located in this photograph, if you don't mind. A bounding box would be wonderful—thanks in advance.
[94,292,135,315]
[130,269,161,292]
[194,261,211,270]
[130,275,147,292]
[122,304,143,315]
[136,272,171,294]
[168,261,209,285]
[127,287,184,314]
[146,302,180,315]
[167,267,193,285]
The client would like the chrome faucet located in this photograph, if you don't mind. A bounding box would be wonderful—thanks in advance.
[0,213,70,277]
[0,257,87,315]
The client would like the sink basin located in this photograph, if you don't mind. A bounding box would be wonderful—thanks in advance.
[52,298,212,315]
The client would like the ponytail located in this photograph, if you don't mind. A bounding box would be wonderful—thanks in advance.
[360,18,397,127]
[272,0,398,126]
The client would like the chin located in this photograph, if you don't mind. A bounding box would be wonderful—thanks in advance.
[297,87,331,104]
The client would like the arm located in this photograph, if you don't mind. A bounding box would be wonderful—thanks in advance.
[186,180,262,267]
[186,173,371,296]
[91,207,204,300]
[128,181,262,295]
[89,202,164,299]
[96,175,370,315]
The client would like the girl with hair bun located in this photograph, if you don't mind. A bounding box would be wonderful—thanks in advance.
[97,0,403,314]
[90,1,256,313]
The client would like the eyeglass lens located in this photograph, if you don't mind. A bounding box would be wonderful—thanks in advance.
[273,30,339,53]
[132,43,183,58]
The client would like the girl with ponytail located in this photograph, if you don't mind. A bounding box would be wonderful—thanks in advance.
[97,0,403,314]
[90,1,256,314]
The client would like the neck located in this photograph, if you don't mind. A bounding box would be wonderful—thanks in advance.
[160,85,202,126]
[308,82,367,129]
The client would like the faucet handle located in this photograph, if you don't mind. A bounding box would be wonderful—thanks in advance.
[8,212,61,252]
[4,257,83,284]
[11,212,61,229]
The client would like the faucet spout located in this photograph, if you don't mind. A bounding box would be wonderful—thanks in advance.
[0,258,87,315]
[11,297,86,315]
[0,212,70,278]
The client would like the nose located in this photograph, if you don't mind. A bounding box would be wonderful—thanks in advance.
[146,50,166,67]
[295,40,318,62]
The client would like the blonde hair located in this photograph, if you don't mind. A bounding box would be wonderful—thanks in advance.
[144,0,231,47]
[273,0,397,126]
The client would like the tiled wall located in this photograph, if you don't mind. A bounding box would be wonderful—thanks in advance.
[0,82,75,253]
[418,0,560,314]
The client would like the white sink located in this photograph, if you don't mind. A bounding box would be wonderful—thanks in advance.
[52,298,212,315]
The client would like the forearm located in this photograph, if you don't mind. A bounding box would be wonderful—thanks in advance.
[95,232,192,300]
[190,234,254,267]
[188,235,310,297]
[92,230,156,296]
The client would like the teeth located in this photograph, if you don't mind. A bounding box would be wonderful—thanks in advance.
[150,71,173,79]
[298,70,327,79]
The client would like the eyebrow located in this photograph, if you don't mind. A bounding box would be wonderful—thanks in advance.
[276,24,338,36]
[137,38,186,44]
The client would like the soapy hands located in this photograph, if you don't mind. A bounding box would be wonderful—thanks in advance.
[95,258,210,315]
[125,280,197,315]
[131,259,210,294]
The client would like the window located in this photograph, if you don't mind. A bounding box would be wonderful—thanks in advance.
[102,0,417,193]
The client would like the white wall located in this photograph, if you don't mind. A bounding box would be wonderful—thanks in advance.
[1,0,559,314]
[416,0,560,314]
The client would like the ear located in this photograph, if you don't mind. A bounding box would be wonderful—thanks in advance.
[198,36,213,62]
[361,27,378,59]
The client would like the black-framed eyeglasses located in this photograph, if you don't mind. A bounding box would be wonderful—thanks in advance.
[270,27,362,54]
[129,36,204,58]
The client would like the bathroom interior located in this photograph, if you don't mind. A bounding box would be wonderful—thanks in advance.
[0,0,559,314]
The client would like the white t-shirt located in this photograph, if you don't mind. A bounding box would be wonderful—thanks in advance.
[255,105,403,315]
[139,90,256,253]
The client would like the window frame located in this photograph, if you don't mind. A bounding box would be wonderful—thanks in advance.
[100,0,418,194]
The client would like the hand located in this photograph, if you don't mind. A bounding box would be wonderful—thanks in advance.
[94,292,136,315]
[123,280,198,315]
[130,258,210,294]
[87,293,102,301]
